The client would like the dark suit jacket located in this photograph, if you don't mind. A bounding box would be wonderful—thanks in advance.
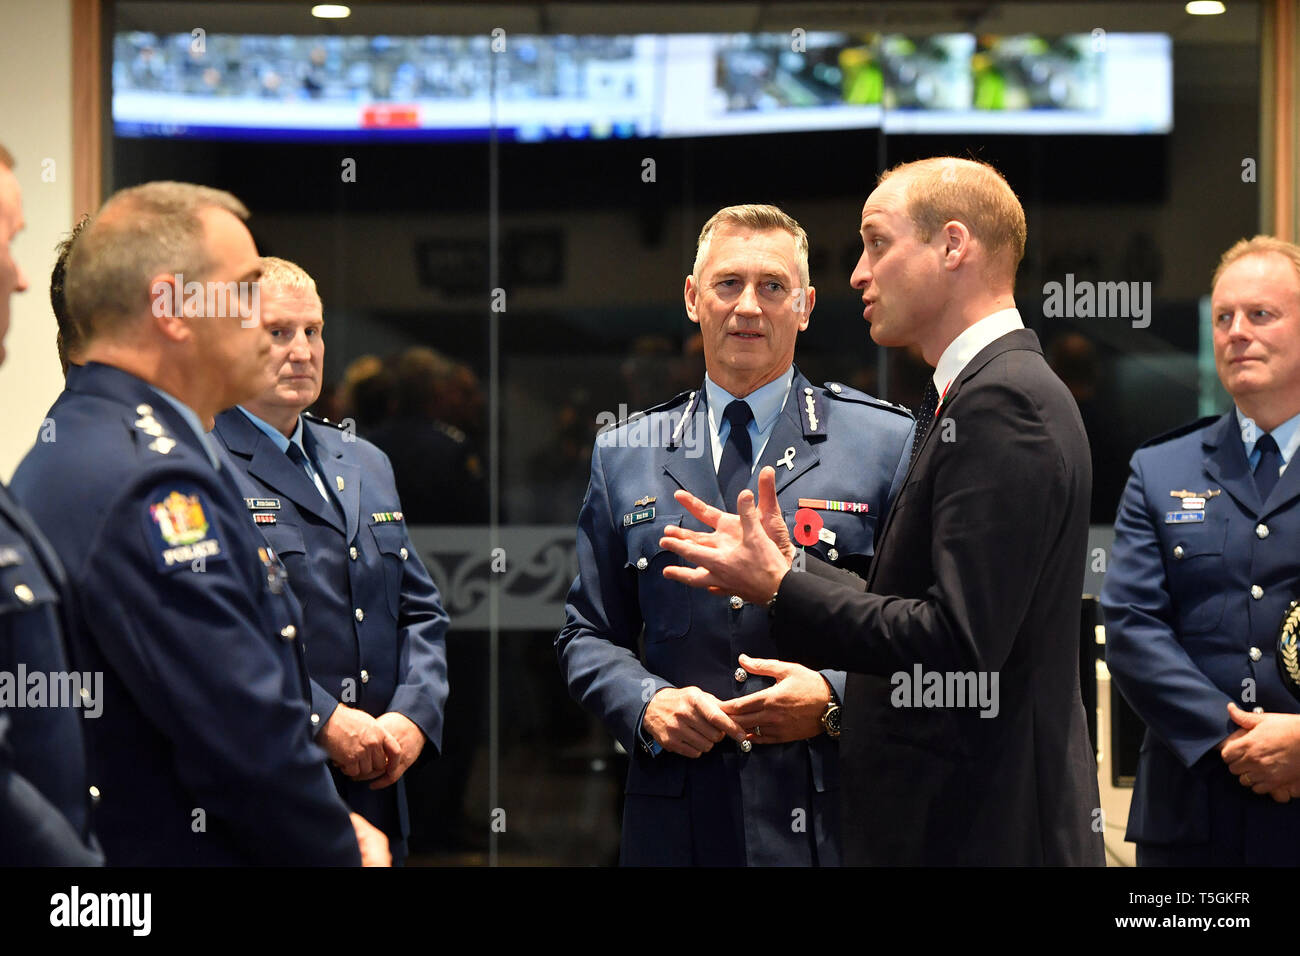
[770,329,1104,865]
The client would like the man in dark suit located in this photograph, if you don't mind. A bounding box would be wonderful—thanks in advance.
[661,159,1104,865]
[0,142,101,865]
[557,204,914,865]
[11,182,382,865]
[1102,235,1300,865]
[212,257,449,864]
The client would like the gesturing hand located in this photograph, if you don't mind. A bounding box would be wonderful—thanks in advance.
[643,686,748,758]
[719,654,832,743]
[660,466,792,605]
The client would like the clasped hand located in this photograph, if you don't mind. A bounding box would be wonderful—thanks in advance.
[1220,702,1300,802]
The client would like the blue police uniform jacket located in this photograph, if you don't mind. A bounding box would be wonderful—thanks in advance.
[556,368,914,865]
[1102,411,1300,863]
[0,480,102,865]
[211,407,450,854]
[10,363,360,866]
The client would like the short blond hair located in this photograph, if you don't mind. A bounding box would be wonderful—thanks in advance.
[259,255,319,298]
[879,157,1027,280]
[66,181,249,339]
[1212,235,1300,289]
[693,203,810,289]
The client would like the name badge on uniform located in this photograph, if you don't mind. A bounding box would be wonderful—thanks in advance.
[1165,511,1205,524]
[245,497,281,511]
[623,507,655,527]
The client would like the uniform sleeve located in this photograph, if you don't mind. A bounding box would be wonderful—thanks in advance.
[81,469,360,866]
[770,379,1067,676]
[555,441,674,752]
[1101,455,1235,767]
[0,710,103,866]
[378,453,450,753]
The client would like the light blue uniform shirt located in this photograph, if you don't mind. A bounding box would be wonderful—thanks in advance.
[1237,407,1300,478]
[703,366,794,476]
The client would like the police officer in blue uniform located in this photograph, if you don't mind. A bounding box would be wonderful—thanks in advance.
[1103,236,1300,865]
[11,182,374,865]
[557,205,913,865]
[0,145,101,865]
[211,258,449,864]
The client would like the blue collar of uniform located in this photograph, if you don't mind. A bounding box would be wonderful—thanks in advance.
[236,406,307,458]
[1236,405,1300,466]
[703,366,793,438]
[147,386,221,470]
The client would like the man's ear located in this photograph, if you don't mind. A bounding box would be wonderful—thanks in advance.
[797,284,815,331]
[684,274,701,326]
[148,271,190,343]
[942,221,972,270]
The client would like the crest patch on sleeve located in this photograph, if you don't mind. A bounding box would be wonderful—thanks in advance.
[144,483,226,573]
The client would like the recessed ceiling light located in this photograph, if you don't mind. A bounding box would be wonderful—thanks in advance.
[311,4,351,18]
[1186,1,1226,14]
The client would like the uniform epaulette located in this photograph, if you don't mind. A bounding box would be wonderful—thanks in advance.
[1138,415,1221,450]
[304,411,347,430]
[602,390,692,431]
[821,382,915,420]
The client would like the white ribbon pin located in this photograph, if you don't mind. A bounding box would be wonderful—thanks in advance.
[777,446,797,471]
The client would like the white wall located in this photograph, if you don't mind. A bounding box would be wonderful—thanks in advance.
[0,0,74,481]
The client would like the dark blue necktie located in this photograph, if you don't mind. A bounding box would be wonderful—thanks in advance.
[1254,433,1281,501]
[909,379,940,468]
[717,400,754,511]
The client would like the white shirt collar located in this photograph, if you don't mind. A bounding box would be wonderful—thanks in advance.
[932,308,1025,398]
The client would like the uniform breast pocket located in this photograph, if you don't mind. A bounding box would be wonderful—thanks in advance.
[260,524,306,602]
[1167,520,1228,635]
[624,515,691,643]
[0,542,58,623]
[368,523,407,619]
[783,508,876,570]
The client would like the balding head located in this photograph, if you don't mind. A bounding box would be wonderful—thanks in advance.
[66,181,249,341]
[0,141,30,368]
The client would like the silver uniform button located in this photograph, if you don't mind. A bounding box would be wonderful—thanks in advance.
[355,607,365,622]
[310,713,320,726]
[80,686,90,700]
[349,546,358,560]
[1173,545,1185,559]
[1251,585,1264,600]
[734,667,747,683]
[13,583,34,605]
[636,557,648,571]
[729,595,743,610]
[400,547,409,560]
[739,739,753,753]
[360,669,370,684]
[88,785,101,804]
[828,547,839,562]
[1253,707,1265,714]
[280,625,296,640]
[1256,524,1270,539]
[1250,646,1262,662]
[830,383,842,393]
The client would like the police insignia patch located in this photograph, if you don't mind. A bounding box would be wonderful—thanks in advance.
[144,484,225,572]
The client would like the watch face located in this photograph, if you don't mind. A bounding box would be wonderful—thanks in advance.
[824,705,842,734]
